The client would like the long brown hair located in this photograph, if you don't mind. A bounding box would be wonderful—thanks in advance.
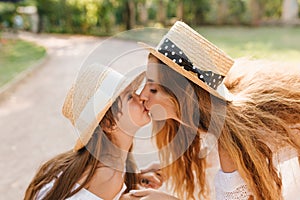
[152,56,300,200]
[24,98,139,200]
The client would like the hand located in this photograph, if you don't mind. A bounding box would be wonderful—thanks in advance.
[129,189,179,200]
[139,163,164,189]
[119,193,139,200]
[139,171,163,189]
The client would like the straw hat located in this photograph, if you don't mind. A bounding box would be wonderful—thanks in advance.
[139,21,234,100]
[62,64,144,151]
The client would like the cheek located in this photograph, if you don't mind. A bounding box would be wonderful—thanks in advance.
[152,92,172,109]
[149,94,177,120]
[127,102,143,121]
[127,103,138,116]
[147,94,162,108]
[149,104,168,120]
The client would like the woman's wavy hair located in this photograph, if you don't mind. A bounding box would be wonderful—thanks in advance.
[23,75,145,199]
[151,55,300,200]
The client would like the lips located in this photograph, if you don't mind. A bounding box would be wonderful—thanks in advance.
[141,101,148,110]
[142,103,150,113]
[143,107,149,113]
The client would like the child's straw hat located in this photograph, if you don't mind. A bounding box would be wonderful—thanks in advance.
[62,64,144,151]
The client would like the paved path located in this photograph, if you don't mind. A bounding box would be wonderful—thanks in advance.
[0,32,299,200]
[0,32,102,199]
[0,32,158,199]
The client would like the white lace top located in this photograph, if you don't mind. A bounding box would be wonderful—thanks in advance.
[214,170,252,200]
[36,179,127,200]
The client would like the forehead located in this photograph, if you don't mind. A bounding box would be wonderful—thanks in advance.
[146,58,161,82]
[120,79,144,98]
[121,84,137,97]
[122,72,145,93]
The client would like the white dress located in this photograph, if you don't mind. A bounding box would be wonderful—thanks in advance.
[214,170,252,200]
[36,179,127,200]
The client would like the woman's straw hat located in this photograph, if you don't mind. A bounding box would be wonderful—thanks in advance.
[139,21,234,100]
[62,64,144,151]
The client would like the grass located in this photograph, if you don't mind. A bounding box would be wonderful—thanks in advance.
[117,26,300,61]
[0,39,46,87]
[196,26,300,61]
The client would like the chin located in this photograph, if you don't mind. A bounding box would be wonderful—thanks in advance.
[139,120,151,127]
[149,110,172,121]
[151,114,168,121]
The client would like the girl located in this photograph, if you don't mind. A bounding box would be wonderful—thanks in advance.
[24,64,151,200]
[129,21,300,199]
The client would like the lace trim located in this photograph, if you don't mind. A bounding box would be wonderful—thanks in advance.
[215,170,252,200]
[217,184,250,200]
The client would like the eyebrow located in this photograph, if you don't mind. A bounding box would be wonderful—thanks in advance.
[147,78,154,82]
[122,87,132,96]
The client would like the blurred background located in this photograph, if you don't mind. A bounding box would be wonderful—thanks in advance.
[0,0,300,35]
[1,1,300,199]
[1,0,300,34]
[1,0,300,87]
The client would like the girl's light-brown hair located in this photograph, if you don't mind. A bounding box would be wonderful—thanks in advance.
[24,73,146,199]
[151,55,300,200]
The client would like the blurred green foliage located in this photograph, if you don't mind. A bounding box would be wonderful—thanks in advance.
[36,0,123,34]
[264,0,282,18]
[0,2,16,28]
[0,0,299,34]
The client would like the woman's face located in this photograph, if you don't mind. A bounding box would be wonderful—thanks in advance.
[139,56,178,121]
[116,87,151,134]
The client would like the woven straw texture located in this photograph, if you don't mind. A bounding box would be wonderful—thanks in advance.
[62,63,144,151]
[62,64,109,126]
[162,21,234,76]
[62,64,112,151]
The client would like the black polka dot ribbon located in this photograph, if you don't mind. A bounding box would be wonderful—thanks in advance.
[158,38,224,90]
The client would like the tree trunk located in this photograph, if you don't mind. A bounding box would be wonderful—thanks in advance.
[282,0,299,23]
[248,0,263,26]
[176,0,184,20]
[137,2,148,25]
[157,0,166,26]
[217,0,228,25]
[126,0,136,30]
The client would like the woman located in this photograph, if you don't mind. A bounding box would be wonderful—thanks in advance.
[128,21,300,200]
[24,64,151,200]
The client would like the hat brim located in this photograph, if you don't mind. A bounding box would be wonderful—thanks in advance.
[68,68,145,152]
[138,42,226,100]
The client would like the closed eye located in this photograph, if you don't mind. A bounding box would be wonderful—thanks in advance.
[127,93,133,100]
[150,89,157,94]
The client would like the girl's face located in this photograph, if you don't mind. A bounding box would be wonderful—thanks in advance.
[139,56,178,121]
[116,88,151,134]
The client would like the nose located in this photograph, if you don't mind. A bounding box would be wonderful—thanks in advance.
[139,86,149,101]
[132,93,143,103]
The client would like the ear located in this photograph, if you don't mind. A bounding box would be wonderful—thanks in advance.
[102,124,118,133]
[101,125,111,133]
[100,120,117,133]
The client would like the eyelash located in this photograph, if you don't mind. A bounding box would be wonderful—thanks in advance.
[150,89,157,93]
[127,94,133,100]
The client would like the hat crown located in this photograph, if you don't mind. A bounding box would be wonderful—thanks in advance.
[62,63,144,151]
[62,64,127,151]
[156,21,233,77]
